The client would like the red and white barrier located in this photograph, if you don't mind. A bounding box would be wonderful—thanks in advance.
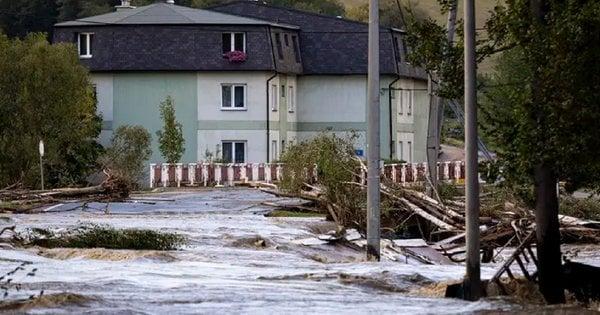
[149,161,466,188]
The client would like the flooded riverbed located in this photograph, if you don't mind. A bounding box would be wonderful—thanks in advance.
[0,189,595,314]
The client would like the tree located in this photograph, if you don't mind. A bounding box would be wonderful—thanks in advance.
[0,33,102,188]
[100,125,152,188]
[156,96,185,164]
[481,0,600,303]
[0,0,58,38]
[345,0,428,28]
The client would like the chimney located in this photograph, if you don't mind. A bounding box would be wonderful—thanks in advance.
[115,0,136,11]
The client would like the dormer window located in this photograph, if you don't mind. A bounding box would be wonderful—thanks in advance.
[222,32,245,53]
[78,33,94,59]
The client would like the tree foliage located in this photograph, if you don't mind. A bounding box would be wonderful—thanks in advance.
[156,96,185,164]
[481,0,600,192]
[279,133,366,228]
[0,0,59,38]
[345,0,428,28]
[0,33,102,188]
[100,125,152,187]
[404,14,464,99]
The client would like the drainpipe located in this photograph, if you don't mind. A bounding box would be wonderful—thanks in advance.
[388,76,400,160]
[266,73,277,163]
[266,26,278,163]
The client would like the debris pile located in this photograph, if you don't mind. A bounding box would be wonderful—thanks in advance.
[0,172,131,213]
[261,161,600,265]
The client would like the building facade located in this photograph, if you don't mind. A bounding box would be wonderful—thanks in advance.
[53,1,428,164]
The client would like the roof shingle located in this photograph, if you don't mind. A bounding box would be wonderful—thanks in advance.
[55,3,298,29]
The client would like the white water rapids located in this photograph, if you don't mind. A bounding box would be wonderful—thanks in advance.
[0,188,595,314]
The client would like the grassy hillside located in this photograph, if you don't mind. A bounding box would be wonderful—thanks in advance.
[342,0,498,29]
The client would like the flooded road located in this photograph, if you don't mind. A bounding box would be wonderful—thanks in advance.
[0,189,592,314]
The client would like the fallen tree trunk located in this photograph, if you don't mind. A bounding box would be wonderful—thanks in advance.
[397,197,457,231]
[0,173,130,213]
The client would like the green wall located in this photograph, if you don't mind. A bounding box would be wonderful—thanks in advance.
[113,73,198,163]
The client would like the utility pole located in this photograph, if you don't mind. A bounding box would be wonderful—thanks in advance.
[426,76,440,198]
[463,0,481,301]
[426,0,458,198]
[366,0,381,261]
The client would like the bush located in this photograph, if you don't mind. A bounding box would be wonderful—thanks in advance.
[438,182,461,201]
[479,160,502,183]
[25,225,185,251]
[100,125,152,188]
[156,96,185,163]
[560,196,600,221]
[279,133,366,228]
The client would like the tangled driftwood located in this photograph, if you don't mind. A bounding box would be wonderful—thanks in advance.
[0,172,131,213]
[260,162,600,262]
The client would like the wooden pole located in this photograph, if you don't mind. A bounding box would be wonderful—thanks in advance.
[366,0,381,261]
[463,0,481,301]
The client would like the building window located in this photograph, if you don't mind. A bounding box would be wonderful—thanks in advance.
[221,84,246,110]
[271,140,278,161]
[271,84,278,111]
[407,91,413,116]
[398,132,414,162]
[281,85,286,98]
[292,35,301,63]
[78,33,93,58]
[222,32,245,53]
[399,141,404,161]
[284,34,289,46]
[222,141,246,163]
[275,33,283,60]
[393,36,402,62]
[287,86,295,112]
[399,90,412,116]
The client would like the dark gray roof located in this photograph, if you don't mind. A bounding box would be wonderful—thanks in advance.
[55,3,298,29]
[209,1,426,78]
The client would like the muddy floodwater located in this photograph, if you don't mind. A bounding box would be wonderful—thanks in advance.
[0,189,596,314]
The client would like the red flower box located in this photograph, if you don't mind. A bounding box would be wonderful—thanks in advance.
[223,50,247,63]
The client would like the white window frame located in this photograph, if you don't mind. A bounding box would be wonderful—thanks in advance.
[287,85,295,113]
[271,140,278,161]
[222,141,247,163]
[220,84,247,110]
[271,84,278,111]
[224,32,246,53]
[78,32,93,59]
